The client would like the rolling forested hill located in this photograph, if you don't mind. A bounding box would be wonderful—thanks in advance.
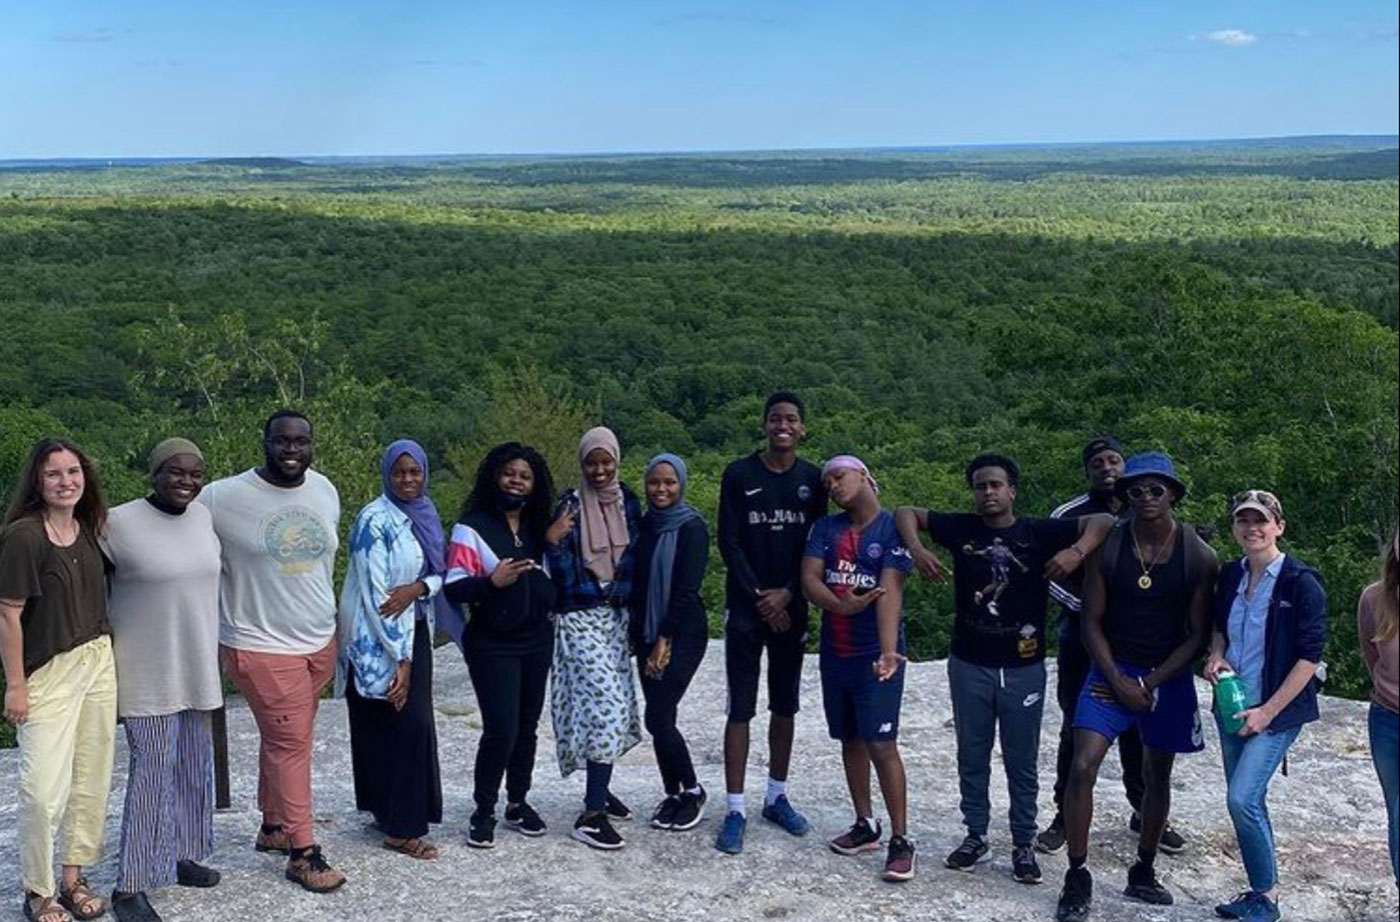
[1,139,1396,742]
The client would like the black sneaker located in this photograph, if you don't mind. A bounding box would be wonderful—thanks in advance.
[571,812,625,851]
[829,817,883,855]
[504,801,547,837]
[111,890,162,922]
[1123,860,1173,905]
[945,834,989,871]
[651,795,681,830]
[1056,867,1093,922]
[175,860,220,888]
[466,811,496,849]
[605,792,633,822]
[1012,844,1043,884]
[669,787,707,831]
[882,836,917,882]
[1035,813,1067,855]
[1129,812,1186,855]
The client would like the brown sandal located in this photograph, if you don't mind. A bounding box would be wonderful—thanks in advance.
[24,893,74,922]
[56,879,104,921]
[382,836,439,860]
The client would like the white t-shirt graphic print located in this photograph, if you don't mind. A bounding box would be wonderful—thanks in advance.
[199,468,341,654]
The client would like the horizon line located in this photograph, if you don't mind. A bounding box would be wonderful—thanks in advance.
[3,132,1398,164]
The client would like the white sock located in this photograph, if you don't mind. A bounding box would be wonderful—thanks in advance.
[727,793,746,817]
[765,777,788,807]
[686,785,704,797]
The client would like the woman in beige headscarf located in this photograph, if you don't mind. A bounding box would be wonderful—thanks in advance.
[544,427,643,850]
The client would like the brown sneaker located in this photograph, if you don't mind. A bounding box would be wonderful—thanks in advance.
[255,826,292,854]
[284,846,346,893]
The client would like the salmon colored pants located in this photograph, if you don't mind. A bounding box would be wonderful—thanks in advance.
[220,639,336,849]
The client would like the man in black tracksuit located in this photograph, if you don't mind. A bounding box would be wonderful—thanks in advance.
[714,392,827,854]
[1037,437,1187,856]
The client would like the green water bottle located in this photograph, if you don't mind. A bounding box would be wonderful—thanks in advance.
[1215,669,1248,736]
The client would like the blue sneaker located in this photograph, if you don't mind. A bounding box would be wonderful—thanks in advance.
[1215,891,1257,919]
[1238,893,1280,922]
[714,811,746,854]
[760,795,810,837]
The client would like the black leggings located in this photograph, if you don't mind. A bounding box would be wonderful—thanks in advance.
[638,628,707,795]
[465,643,553,813]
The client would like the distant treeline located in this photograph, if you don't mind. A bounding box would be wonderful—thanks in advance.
[0,149,1395,750]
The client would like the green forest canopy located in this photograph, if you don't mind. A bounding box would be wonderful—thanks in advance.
[1,139,1396,748]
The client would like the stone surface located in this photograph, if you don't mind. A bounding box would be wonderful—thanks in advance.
[2,644,1395,921]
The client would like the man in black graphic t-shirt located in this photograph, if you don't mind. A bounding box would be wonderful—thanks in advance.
[714,392,827,855]
[896,453,1113,886]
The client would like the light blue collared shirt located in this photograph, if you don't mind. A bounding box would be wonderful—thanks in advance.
[1225,553,1286,707]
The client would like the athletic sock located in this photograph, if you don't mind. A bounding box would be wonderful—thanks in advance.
[1136,848,1156,871]
[1069,853,1087,870]
[261,822,283,835]
[765,777,788,806]
[727,793,746,817]
[685,785,704,797]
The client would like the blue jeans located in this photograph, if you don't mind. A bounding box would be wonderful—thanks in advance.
[1371,703,1399,886]
[1217,715,1301,893]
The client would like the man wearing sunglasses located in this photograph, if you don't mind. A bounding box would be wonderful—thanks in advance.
[1039,438,1187,858]
[1056,452,1219,922]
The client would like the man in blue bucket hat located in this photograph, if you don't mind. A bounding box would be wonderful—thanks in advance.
[1056,452,1220,922]
[1040,439,1189,859]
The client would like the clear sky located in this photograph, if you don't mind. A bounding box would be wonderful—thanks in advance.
[2,0,1396,158]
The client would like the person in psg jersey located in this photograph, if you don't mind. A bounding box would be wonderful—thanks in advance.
[802,455,916,883]
[714,392,828,855]
[895,452,1114,887]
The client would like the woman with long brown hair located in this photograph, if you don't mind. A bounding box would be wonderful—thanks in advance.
[0,438,116,922]
[1359,525,1399,888]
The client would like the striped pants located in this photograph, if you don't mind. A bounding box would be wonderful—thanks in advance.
[117,710,214,893]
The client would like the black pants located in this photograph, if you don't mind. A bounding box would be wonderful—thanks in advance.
[465,641,553,814]
[638,627,707,795]
[347,624,444,839]
[1053,623,1145,813]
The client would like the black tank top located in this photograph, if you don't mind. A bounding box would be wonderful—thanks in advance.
[1104,525,1191,668]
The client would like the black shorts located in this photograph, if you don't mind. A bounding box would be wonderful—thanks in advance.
[723,606,808,722]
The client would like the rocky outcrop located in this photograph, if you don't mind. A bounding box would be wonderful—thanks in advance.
[2,645,1394,921]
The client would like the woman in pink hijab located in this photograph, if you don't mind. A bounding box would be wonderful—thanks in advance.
[544,427,644,850]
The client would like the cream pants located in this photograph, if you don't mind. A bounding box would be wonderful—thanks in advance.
[16,635,117,897]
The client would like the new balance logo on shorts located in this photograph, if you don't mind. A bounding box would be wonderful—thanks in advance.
[879,722,893,734]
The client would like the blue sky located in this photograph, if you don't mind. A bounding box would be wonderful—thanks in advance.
[2,0,1396,157]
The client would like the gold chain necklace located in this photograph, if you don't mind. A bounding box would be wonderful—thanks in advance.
[1130,521,1175,590]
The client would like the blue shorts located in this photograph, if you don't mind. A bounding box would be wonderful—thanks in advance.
[821,653,904,743]
[1073,661,1205,754]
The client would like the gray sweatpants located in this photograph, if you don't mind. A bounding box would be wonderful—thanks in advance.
[947,655,1047,845]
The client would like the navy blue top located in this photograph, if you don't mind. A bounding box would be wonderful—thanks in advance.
[1212,553,1327,732]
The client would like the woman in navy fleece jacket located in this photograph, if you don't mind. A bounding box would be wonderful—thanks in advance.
[1204,490,1326,922]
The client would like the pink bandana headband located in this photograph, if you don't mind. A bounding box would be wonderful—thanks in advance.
[822,454,879,493]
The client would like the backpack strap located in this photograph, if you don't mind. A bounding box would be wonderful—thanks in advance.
[1098,520,1129,584]
[1179,522,1212,591]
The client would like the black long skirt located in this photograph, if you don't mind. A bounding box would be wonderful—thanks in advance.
[346,623,444,839]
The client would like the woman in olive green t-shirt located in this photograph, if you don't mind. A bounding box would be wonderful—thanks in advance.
[0,438,115,922]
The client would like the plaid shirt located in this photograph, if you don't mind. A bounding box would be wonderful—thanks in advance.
[547,485,642,613]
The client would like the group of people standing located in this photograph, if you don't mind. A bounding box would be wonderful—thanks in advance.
[0,395,1396,922]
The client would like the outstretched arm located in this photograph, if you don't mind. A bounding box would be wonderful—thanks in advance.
[894,506,944,581]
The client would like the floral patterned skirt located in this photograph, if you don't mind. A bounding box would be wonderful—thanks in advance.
[551,604,642,776]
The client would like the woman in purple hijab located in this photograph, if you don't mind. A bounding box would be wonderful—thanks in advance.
[335,439,452,859]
